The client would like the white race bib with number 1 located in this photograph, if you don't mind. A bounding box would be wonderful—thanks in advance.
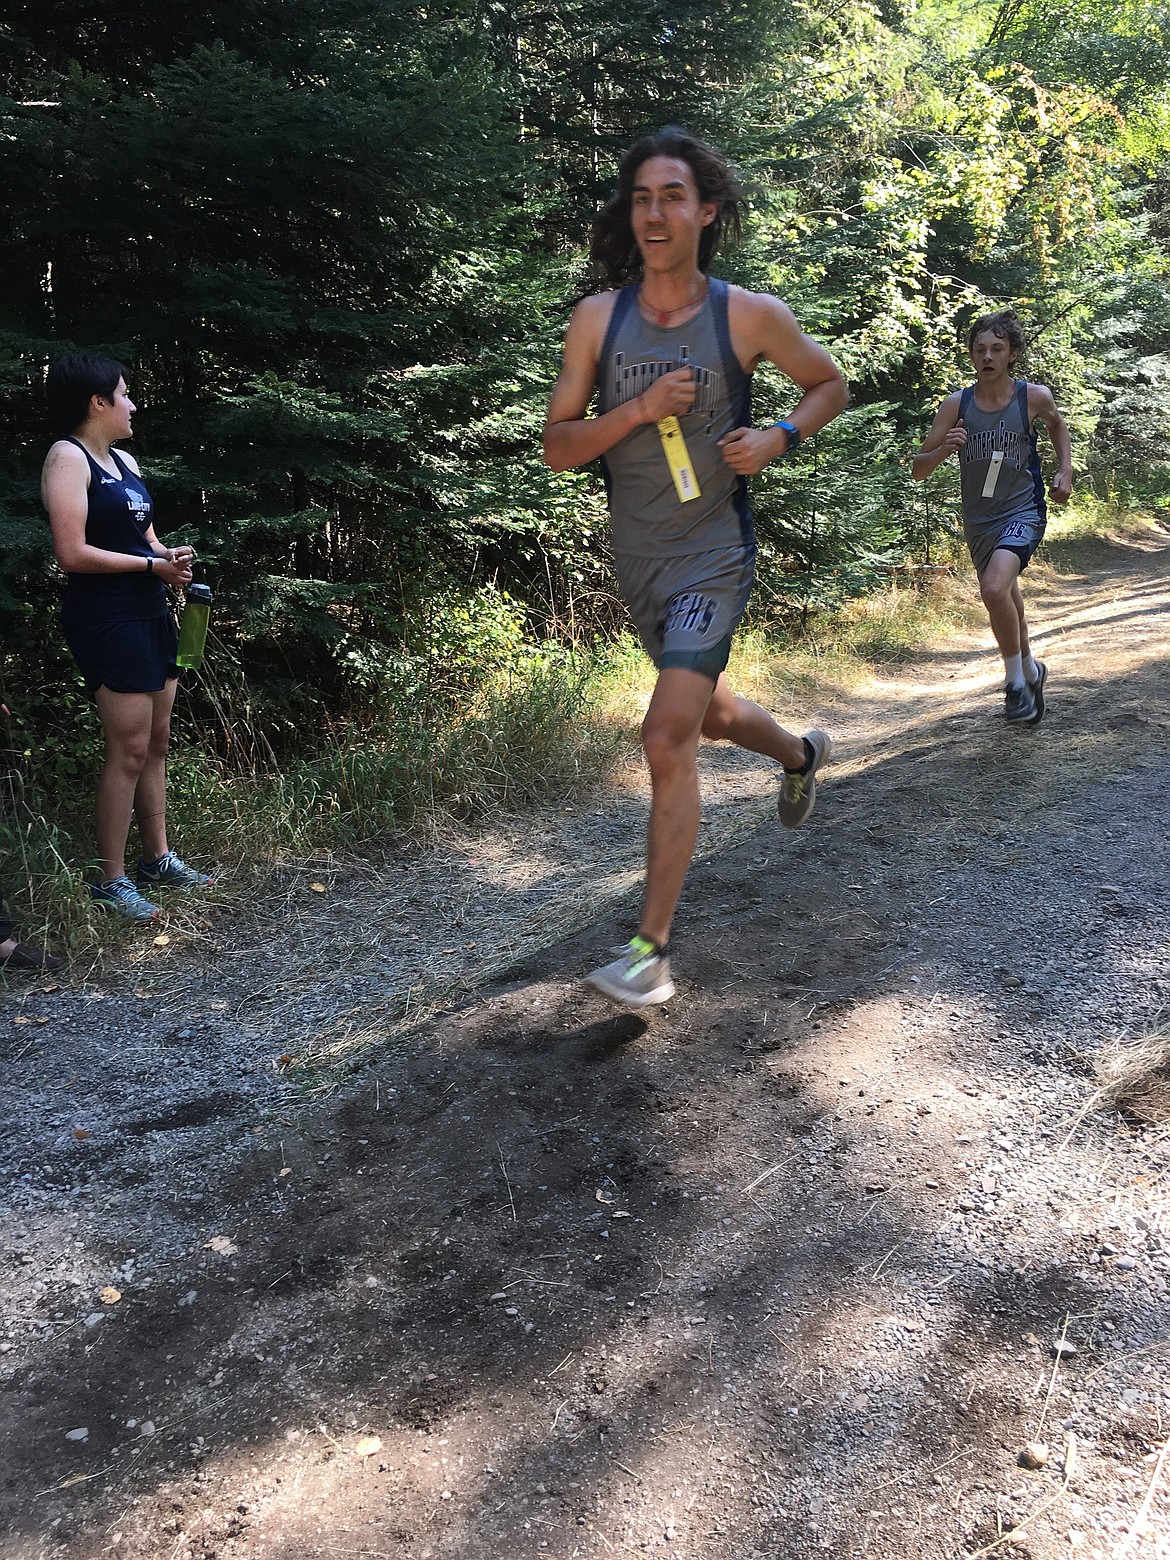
[982,449,1005,498]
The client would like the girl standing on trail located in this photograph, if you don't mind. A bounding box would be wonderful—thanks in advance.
[41,354,211,921]
[912,309,1072,726]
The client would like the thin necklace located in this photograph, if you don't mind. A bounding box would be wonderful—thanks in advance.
[639,281,708,326]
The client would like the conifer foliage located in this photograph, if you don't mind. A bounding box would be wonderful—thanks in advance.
[1,0,1168,737]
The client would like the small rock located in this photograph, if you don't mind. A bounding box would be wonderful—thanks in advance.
[139,1421,156,1436]
[1051,1340,1078,1360]
[1018,1441,1049,1469]
[65,1427,88,1441]
[1114,1256,1137,1271]
[1002,975,1023,989]
[489,1292,508,1302]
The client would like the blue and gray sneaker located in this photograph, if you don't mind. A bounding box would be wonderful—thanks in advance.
[1027,660,1048,726]
[91,876,161,922]
[1004,682,1037,723]
[137,851,212,892]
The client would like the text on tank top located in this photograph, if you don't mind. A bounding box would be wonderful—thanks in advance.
[60,439,167,620]
[957,380,1046,528]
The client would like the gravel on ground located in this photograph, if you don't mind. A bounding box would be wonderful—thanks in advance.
[2,525,1168,1560]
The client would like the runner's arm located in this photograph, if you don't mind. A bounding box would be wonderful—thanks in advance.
[42,442,134,574]
[542,297,696,471]
[911,394,966,480]
[1028,384,1073,502]
[719,294,848,475]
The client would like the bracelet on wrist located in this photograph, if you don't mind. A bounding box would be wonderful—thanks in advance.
[145,556,154,574]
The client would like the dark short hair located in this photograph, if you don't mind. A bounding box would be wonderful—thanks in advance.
[590,126,746,289]
[45,353,126,439]
[967,309,1026,358]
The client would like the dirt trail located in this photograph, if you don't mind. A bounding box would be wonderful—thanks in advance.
[2,528,1169,1560]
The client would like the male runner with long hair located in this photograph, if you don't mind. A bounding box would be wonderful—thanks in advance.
[544,127,848,1005]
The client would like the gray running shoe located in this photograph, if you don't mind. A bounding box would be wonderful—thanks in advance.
[91,876,161,922]
[586,937,675,1007]
[1004,682,1036,723]
[137,851,212,891]
[1027,660,1048,726]
[778,730,831,828]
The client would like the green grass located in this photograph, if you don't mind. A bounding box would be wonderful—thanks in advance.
[1,642,639,957]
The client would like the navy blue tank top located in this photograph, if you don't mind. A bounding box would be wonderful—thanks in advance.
[61,440,167,621]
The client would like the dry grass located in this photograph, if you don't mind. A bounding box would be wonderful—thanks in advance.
[1092,1012,1170,1127]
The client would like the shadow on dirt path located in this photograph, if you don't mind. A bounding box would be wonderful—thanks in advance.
[2,528,1169,1559]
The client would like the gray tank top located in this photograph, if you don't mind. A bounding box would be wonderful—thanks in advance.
[957,379,1046,528]
[596,279,754,558]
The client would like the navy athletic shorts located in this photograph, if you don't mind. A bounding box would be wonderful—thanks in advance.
[62,611,180,694]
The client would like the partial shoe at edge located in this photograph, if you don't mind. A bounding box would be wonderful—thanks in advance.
[1027,659,1048,726]
[0,941,63,972]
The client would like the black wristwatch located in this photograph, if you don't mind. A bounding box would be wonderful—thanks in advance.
[773,419,802,455]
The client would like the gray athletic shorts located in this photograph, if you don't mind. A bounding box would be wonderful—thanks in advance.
[614,544,756,684]
[965,511,1046,577]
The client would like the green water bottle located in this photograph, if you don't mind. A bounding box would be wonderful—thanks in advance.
[175,583,213,670]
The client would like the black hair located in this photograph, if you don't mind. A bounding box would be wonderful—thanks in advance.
[589,126,746,289]
[45,353,126,439]
[967,308,1027,360]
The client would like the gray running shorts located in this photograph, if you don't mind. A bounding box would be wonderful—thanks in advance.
[966,511,1046,577]
[614,544,756,683]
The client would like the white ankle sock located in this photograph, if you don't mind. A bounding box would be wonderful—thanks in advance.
[1021,653,1039,683]
[1004,653,1024,688]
